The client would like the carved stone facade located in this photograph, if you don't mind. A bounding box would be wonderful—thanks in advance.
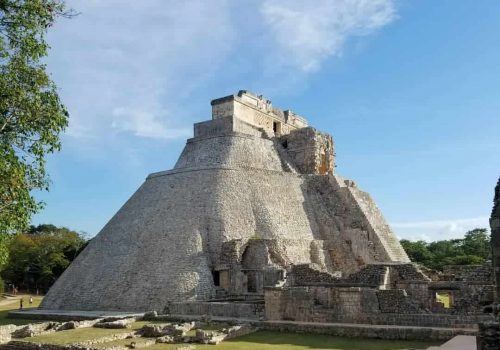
[265,263,495,327]
[491,177,500,301]
[41,91,410,312]
[211,91,308,136]
[477,177,500,350]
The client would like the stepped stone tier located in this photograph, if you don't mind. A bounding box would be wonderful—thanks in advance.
[41,90,410,312]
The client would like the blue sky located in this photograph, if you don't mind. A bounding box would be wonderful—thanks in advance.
[33,0,499,241]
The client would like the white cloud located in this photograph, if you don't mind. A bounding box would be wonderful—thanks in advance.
[111,108,190,140]
[47,0,399,146]
[260,0,396,72]
[48,0,234,143]
[391,216,490,241]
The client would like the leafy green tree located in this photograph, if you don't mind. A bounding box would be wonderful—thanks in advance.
[400,239,433,266]
[401,228,490,271]
[2,224,86,292]
[462,228,490,258]
[0,0,72,238]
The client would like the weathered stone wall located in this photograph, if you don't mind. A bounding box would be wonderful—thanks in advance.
[477,322,500,350]
[288,264,340,286]
[264,285,494,327]
[477,177,500,350]
[281,127,335,175]
[377,289,423,313]
[0,325,16,344]
[169,302,264,320]
[491,177,500,300]
[174,133,284,171]
[429,281,495,314]
[260,321,476,341]
[210,90,307,136]
[442,264,493,283]
[300,175,409,273]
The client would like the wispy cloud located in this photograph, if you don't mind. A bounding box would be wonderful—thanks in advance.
[48,0,234,143]
[47,0,397,146]
[391,216,490,241]
[260,0,396,72]
[111,108,190,140]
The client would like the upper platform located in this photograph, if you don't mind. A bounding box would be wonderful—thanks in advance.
[208,90,307,136]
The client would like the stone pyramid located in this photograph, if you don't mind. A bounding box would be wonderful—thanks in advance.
[41,91,409,312]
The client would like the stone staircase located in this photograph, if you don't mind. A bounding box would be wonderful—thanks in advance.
[329,175,410,263]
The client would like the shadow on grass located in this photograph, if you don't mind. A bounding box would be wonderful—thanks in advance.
[0,309,41,326]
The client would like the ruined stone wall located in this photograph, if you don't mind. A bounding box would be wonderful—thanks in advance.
[491,177,500,300]
[210,90,307,136]
[288,264,341,286]
[265,286,494,327]
[300,175,410,273]
[442,264,493,283]
[477,177,500,350]
[376,289,424,313]
[281,127,335,175]
[477,322,500,350]
[429,281,495,314]
[169,301,264,320]
[261,321,476,341]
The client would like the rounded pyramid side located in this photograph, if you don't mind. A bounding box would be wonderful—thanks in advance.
[40,132,320,311]
[40,170,221,311]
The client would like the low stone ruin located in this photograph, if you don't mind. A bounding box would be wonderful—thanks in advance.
[264,262,495,327]
[94,318,137,329]
[0,316,255,349]
[476,177,500,350]
[137,321,255,345]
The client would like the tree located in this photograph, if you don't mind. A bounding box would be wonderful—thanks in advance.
[0,0,72,237]
[2,224,87,292]
[400,239,433,266]
[400,228,490,271]
[462,228,490,258]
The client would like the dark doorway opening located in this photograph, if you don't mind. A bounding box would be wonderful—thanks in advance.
[212,271,220,286]
[273,121,282,134]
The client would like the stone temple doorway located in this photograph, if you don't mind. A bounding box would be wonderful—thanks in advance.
[241,241,268,294]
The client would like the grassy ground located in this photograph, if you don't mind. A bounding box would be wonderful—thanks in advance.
[26,326,139,344]
[93,337,156,349]
[24,324,440,349]
[192,331,440,350]
[0,294,43,326]
[89,330,440,350]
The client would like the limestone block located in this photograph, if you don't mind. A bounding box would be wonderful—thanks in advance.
[140,324,170,337]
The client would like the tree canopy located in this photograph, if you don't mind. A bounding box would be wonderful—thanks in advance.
[400,228,491,271]
[0,0,71,236]
[2,224,87,292]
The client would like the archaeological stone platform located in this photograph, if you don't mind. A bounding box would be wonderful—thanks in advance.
[40,90,411,312]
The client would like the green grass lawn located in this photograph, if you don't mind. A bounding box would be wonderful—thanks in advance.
[0,294,43,326]
[93,337,156,349]
[185,331,438,350]
[24,326,440,349]
[26,327,136,344]
[26,321,150,344]
[197,331,440,350]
